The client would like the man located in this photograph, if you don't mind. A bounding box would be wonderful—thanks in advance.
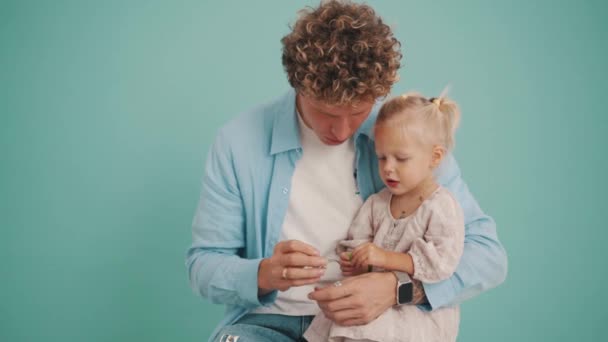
[186,1,507,341]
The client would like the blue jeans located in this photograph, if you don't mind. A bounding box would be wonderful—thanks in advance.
[213,313,315,342]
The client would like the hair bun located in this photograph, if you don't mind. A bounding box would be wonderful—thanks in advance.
[429,97,442,106]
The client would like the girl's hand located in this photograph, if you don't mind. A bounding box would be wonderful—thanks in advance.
[351,242,388,270]
[338,251,366,276]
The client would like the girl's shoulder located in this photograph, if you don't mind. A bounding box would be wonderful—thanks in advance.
[424,186,464,219]
[359,187,391,214]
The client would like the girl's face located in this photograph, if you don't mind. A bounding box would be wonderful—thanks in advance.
[374,123,435,196]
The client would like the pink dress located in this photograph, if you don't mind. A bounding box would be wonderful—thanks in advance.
[304,187,465,342]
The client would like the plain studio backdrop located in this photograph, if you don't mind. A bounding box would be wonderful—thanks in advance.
[2,0,607,341]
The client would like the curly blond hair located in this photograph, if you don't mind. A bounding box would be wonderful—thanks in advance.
[281,0,402,105]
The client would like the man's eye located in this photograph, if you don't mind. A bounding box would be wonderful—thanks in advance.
[397,158,409,162]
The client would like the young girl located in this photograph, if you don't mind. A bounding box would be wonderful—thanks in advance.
[304,91,465,342]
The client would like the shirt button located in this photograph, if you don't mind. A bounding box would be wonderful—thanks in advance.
[282,188,289,194]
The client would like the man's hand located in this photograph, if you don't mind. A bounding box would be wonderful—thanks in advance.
[350,242,388,270]
[308,272,397,326]
[258,240,327,295]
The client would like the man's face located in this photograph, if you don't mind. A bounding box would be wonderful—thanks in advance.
[296,93,374,146]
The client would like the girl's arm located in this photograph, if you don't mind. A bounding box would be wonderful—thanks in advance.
[407,191,465,283]
[337,195,377,275]
[349,191,464,281]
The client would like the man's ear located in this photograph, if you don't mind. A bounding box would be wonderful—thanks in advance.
[430,145,446,168]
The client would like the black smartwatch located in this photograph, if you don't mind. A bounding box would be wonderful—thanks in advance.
[392,271,413,305]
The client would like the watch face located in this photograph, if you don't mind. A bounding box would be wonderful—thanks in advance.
[398,282,413,304]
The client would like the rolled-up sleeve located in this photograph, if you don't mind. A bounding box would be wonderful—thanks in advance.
[185,129,276,309]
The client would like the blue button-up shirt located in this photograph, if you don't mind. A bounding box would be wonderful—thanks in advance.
[186,89,508,341]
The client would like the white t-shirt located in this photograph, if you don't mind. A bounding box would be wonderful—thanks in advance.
[252,109,363,315]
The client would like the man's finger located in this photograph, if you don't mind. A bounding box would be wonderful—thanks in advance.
[280,253,327,268]
[321,295,355,313]
[282,266,325,280]
[276,240,319,256]
[289,277,323,287]
[325,308,361,324]
[308,283,350,301]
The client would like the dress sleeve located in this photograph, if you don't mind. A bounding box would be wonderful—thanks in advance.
[409,191,465,283]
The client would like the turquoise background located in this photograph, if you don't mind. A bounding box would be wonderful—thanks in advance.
[2,0,606,341]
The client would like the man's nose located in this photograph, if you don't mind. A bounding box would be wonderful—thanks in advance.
[331,119,351,141]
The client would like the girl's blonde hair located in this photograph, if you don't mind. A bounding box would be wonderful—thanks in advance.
[375,91,461,151]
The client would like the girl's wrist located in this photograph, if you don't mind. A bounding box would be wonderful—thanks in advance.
[385,251,414,274]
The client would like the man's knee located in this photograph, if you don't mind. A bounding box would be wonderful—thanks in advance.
[213,325,245,342]
[216,332,240,342]
[213,323,294,342]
